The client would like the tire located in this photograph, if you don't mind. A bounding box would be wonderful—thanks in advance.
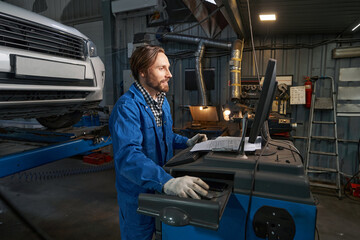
[36,111,83,129]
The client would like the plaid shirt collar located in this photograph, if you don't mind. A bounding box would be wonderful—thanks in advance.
[135,81,165,127]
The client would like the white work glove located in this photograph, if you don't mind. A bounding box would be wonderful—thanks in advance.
[186,133,208,147]
[163,176,209,199]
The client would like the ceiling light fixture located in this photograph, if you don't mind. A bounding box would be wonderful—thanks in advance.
[352,23,360,32]
[205,0,216,5]
[259,14,276,21]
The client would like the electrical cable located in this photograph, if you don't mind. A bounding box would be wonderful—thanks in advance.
[166,0,205,34]
[243,120,305,239]
[315,226,321,240]
[166,49,196,59]
[268,142,304,164]
[244,141,270,239]
[246,0,260,86]
[269,138,302,154]
[261,118,303,163]
[166,48,230,60]
[240,37,360,51]
[244,122,271,240]
[313,195,320,205]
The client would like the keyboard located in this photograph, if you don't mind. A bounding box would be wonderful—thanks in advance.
[206,180,228,192]
[165,148,202,167]
[201,181,229,200]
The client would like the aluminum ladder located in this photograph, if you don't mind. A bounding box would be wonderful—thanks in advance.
[305,76,341,198]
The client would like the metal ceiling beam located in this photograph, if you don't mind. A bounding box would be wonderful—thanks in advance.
[216,0,246,38]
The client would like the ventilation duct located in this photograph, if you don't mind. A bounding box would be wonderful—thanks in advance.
[195,41,207,106]
[160,33,234,106]
[229,39,244,102]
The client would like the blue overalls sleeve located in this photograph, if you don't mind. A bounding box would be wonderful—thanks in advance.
[111,100,173,193]
[161,98,188,151]
[172,133,188,149]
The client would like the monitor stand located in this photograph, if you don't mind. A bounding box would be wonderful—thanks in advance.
[237,113,248,160]
[255,123,276,156]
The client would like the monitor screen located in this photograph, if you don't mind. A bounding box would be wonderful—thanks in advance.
[248,59,277,143]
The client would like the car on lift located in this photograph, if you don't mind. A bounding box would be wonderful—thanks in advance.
[0,2,105,129]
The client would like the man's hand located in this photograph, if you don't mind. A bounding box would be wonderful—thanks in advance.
[163,176,209,199]
[186,133,208,147]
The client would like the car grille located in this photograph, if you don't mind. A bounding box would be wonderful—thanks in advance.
[0,90,89,101]
[0,12,85,60]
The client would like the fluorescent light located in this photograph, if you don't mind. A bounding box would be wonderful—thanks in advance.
[332,46,360,59]
[259,14,276,21]
[352,23,360,31]
[205,0,216,4]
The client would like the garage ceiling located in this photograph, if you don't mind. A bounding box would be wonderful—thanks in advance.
[218,0,360,38]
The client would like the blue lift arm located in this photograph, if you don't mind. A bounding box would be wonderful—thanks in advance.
[0,136,112,178]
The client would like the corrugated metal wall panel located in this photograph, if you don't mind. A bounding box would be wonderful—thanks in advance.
[6,0,102,24]
[74,20,108,106]
[336,52,360,175]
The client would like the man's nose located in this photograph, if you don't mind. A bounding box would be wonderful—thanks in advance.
[166,68,172,78]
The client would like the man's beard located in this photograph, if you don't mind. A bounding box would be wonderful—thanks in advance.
[146,78,169,93]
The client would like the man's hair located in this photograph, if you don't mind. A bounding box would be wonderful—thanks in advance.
[130,45,165,81]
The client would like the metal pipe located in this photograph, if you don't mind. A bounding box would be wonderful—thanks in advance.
[293,136,359,143]
[195,41,208,106]
[160,33,245,106]
[161,34,232,106]
[161,33,232,50]
[229,39,244,102]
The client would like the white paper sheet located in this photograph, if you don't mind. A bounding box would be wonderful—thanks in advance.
[290,86,306,105]
[190,136,262,152]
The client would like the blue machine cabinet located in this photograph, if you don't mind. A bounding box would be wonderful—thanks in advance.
[138,140,317,240]
[161,194,316,240]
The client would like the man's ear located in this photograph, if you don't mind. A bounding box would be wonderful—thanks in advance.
[139,71,146,78]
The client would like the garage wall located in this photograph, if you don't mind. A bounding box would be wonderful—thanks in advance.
[4,0,101,23]
[74,21,113,107]
[113,17,235,124]
[113,13,360,177]
[5,1,359,177]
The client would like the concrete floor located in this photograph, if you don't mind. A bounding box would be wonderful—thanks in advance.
[0,158,120,240]
[0,157,359,240]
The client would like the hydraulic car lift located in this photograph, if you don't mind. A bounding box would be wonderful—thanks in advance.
[0,125,112,178]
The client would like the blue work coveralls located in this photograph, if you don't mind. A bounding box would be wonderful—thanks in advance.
[109,83,188,240]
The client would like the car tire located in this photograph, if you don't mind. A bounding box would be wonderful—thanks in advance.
[36,111,83,129]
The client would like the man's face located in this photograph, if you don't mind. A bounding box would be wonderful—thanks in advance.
[140,52,172,95]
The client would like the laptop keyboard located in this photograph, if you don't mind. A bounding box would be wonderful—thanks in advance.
[165,148,201,167]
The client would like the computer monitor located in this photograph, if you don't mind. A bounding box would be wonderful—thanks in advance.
[248,59,277,143]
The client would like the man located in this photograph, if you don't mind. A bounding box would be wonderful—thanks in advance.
[109,45,209,240]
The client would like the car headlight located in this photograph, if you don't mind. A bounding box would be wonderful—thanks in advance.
[87,40,97,57]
